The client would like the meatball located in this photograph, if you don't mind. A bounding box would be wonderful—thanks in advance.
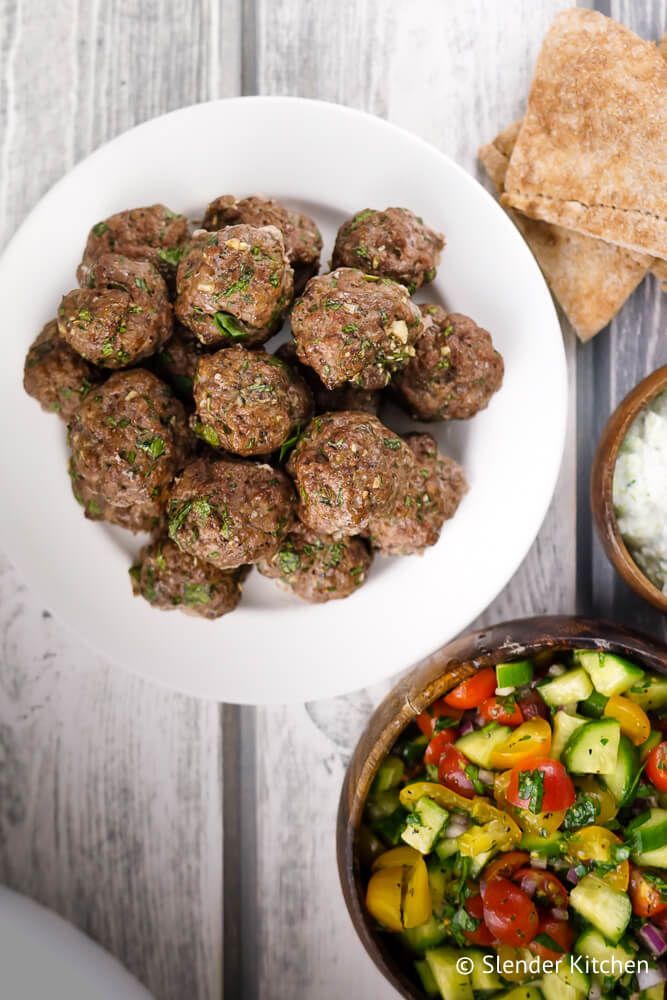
[78,204,189,287]
[69,456,164,533]
[130,537,246,619]
[23,318,101,421]
[69,369,189,512]
[258,521,372,603]
[153,323,209,398]
[275,340,379,415]
[291,268,423,391]
[287,411,413,536]
[367,433,468,556]
[332,207,444,292]
[192,345,312,456]
[201,195,322,293]
[175,225,293,347]
[393,306,504,421]
[168,457,295,569]
[59,254,172,369]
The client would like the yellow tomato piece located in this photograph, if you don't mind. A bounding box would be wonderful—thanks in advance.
[575,776,618,824]
[604,695,651,746]
[566,825,620,863]
[496,945,534,983]
[604,860,630,892]
[400,780,520,837]
[490,718,552,768]
[402,857,432,928]
[458,816,522,857]
[372,846,421,871]
[365,866,404,932]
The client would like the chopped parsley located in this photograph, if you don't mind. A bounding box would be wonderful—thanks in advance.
[92,221,109,237]
[213,311,247,339]
[183,583,211,606]
[137,435,166,460]
[563,793,599,831]
[157,246,185,266]
[517,768,545,814]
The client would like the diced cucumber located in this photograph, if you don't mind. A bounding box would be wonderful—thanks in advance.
[628,673,667,711]
[574,650,645,696]
[602,734,639,804]
[434,837,459,861]
[427,861,447,916]
[551,712,587,760]
[640,730,662,761]
[556,963,590,993]
[466,949,503,992]
[642,985,667,1000]
[402,797,449,854]
[540,972,582,1000]
[456,724,512,768]
[496,660,534,688]
[470,849,495,878]
[401,915,447,953]
[496,987,543,1000]
[574,927,636,973]
[562,719,621,775]
[371,754,404,793]
[365,789,401,822]
[569,873,631,942]
[424,947,473,1000]
[629,808,667,866]
[415,959,439,997]
[539,668,592,708]
[519,831,563,857]
[578,691,609,718]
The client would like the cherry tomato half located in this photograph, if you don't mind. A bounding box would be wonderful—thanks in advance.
[629,865,667,918]
[482,852,530,884]
[506,758,576,813]
[424,729,457,767]
[481,877,539,947]
[516,688,549,721]
[463,893,495,946]
[437,745,476,798]
[646,742,667,792]
[529,915,574,963]
[513,868,569,910]
[490,718,552,769]
[479,696,524,728]
[444,669,497,710]
[415,699,463,737]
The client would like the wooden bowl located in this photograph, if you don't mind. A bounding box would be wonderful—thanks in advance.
[591,365,667,613]
[336,615,667,1000]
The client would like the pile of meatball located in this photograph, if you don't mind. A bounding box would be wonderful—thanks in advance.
[23,196,504,620]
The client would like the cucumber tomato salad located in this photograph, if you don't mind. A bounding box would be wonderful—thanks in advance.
[362,650,667,1000]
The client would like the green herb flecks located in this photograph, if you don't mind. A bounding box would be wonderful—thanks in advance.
[517,768,545,814]
[213,311,247,340]
[138,435,166,460]
[183,582,211,606]
[168,499,193,539]
[93,221,109,237]
[157,246,185,266]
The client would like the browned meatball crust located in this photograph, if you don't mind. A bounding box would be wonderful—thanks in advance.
[274,340,379,415]
[258,521,372,603]
[78,204,189,287]
[202,195,322,293]
[168,457,295,569]
[332,207,444,292]
[69,456,164,533]
[130,537,246,618]
[59,254,172,369]
[175,225,294,347]
[23,319,102,421]
[287,411,413,536]
[367,433,467,556]
[69,369,189,512]
[291,268,423,391]
[394,306,504,421]
[152,323,209,398]
[192,345,312,456]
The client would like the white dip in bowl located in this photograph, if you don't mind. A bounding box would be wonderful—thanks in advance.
[613,390,667,594]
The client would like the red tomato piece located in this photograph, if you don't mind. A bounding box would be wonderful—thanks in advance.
[481,877,539,947]
[437,745,476,798]
[444,669,497,710]
[529,915,574,963]
[629,865,667,918]
[479,696,524,728]
[513,868,569,910]
[506,758,576,813]
[424,729,457,767]
[482,852,531,885]
[415,699,463,737]
[463,893,495,945]
[517,688,549,721]
[646,742,667,792]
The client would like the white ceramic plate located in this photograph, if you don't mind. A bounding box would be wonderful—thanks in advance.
[0,97,566,704]
[0,885,151,999]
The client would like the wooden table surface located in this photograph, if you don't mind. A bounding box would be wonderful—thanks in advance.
[1,1,665,997]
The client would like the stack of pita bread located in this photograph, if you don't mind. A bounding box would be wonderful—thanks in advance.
[479,10,667,341]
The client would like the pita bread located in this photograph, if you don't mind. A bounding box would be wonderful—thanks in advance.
[503,10,667,260]
[480,123,649,341]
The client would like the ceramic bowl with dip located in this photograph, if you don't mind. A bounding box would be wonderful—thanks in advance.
[591,365,667,613]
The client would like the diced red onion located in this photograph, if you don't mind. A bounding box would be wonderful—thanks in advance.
[637,963,667,990]
[495,686,515,697]
[587,986,601,1000]
[548,663,566,677]
[445,816,469,838]
[459,719,475,736]
[566,867,581,885]
[531,855,548,870]
[552,907,568,921]
[478,769,495,786]
[638,923,667,958]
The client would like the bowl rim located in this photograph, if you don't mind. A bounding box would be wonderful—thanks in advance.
[336,614,667,1000]
[591,364,667,613]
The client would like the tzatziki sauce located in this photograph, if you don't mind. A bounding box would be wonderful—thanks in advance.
[613,390,667,594]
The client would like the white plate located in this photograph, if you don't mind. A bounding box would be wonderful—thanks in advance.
[0,97,566,704]
[0,885,151,999]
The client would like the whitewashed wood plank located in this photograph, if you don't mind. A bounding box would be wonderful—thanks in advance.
[0,2,243,997]
[250,3,575,997]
